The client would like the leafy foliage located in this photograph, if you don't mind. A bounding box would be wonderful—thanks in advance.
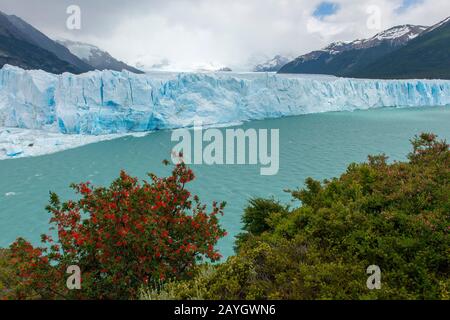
[145,133,449,300]
[234,198,288,252]
[1,162,226,300]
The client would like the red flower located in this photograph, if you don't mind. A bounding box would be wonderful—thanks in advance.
[6,162,226,300]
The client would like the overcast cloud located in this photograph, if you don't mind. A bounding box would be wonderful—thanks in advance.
[0,0,449,70]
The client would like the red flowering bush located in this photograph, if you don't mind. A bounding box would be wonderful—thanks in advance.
[3,162,226,299]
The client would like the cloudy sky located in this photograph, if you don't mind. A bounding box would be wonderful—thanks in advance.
[0,0,449,70]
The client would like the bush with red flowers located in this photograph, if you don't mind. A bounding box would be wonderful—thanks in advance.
[1,162,226,300]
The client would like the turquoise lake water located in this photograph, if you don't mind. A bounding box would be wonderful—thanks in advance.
[1,106,449,258]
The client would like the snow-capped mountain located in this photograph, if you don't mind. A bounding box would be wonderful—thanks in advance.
[0,11,93,74]
[253,55,293,72]
[336,24,427,50]
[57,39,144,74]
[279,24,427,76]
[352,16,450,79]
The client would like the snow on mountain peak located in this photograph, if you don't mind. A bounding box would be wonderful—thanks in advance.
[283,24,426,68]
[371,25,427,41]
[59,40,98,60]
[253,55,295,72]
[56,39,143,74]
[321,24,428,54]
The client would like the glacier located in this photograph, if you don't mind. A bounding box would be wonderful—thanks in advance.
[1,64,450,158]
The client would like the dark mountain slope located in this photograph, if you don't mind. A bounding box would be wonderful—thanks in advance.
[0,11,93,74]
[350,17,450,79]
[57,39,144,74]
[279,25,427,76]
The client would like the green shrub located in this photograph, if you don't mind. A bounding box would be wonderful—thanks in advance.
[145,133,449,300]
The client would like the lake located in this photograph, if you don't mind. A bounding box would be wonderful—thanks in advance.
[1,105,449,258]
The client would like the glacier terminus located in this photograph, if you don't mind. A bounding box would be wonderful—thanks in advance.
[1,64,450,159]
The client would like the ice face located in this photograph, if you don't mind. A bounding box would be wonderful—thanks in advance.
[1,64,450,135]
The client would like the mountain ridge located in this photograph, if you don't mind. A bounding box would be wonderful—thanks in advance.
[351,16,450,79]
[0,11,94,74]
[4,13,93,73]
[254,55,294,72]
[56,39,144,74]
[0,11,143,75]
[278,24,428,76]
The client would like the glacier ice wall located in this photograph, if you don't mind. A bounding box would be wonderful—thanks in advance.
[1,65,449,135]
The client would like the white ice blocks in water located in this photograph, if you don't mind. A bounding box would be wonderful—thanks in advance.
[1,64,450,135]
[0,127,139,160]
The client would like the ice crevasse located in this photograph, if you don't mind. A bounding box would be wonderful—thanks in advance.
[1,64,450,135]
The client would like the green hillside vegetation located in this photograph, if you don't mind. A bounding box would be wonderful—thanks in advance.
[142,133,449,300]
